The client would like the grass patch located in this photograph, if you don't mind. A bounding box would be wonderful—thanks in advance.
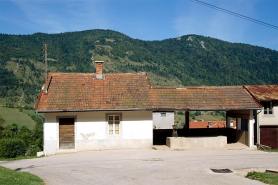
[195,113,225,121]
[0,155,42,161]
[23,110,44,119]
[259,149,278,152]
[246,171,278,185]
[152,147,157,150]
[0,107,36,129]
[0,166,44,185]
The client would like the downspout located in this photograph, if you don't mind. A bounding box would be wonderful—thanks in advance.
[253,109,262,145]
[36,111,44,122]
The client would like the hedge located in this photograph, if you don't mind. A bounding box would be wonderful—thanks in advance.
[0,138,26,158]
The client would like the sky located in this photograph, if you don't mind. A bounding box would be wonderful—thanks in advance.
[0,0,278,51]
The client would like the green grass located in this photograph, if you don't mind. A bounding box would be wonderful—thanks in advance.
[259,149,278,152]
[0,155,42,161]
[246,171,278,185]
[0,107,36,129]
[195,114,225,121]
[23,109,44,119]
[0,166,44,185]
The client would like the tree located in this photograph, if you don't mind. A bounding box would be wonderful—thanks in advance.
[0,115,5,126]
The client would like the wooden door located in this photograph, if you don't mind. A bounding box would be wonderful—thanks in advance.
[260,127,278,149]
[59,118,75,149]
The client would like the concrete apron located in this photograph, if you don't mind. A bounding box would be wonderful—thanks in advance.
[166,136,227,150]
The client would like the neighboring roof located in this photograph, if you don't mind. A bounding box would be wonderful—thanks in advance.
[35,72,262,112]
[245,85,278,101]
[189,121,236,129]
[151,86,261,111]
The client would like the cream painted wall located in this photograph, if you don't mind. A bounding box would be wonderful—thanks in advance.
[258,105,278,126]
[153,112,174,129]
[43,111,153,154]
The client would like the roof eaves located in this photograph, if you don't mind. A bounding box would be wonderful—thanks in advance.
[35,108,157,113]
[188,107,262,111]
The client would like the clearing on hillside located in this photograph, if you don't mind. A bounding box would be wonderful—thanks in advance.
[0,107,36,129]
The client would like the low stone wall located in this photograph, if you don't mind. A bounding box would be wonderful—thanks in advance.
[166,136,227,149]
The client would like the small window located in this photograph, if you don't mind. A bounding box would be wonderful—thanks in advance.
[161,113,166,117]
[107,114,121,135]
[263,101,273,115]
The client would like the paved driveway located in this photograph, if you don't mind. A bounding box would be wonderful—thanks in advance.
[1,148,278,185]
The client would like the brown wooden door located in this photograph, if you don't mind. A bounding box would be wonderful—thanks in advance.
[59,118,75,149]
[260,127,278,149]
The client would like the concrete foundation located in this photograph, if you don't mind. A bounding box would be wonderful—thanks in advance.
[166,136,227,149]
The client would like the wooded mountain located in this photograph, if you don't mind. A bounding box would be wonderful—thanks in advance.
[0,29,278,107]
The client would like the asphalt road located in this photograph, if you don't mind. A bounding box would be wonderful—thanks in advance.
[1,148,278,185]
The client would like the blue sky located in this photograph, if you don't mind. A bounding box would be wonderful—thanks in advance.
[1,0,278,51]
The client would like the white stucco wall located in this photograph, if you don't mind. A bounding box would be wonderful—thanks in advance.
[258,104,278,126]
[153,112,174,129]
[43,111,153,154]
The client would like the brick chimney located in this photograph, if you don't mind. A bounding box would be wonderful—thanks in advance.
[95,61,104,75]
[94,61,105,80]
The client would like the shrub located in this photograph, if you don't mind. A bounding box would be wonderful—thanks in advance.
[18,126,33,146]
[194,111,201,116]
[0,138,26,158]
[177,111,184,115]
[0,115,5,126]
[26,145,41,156]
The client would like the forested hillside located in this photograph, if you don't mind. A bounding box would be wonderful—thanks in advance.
[0,29,277,107]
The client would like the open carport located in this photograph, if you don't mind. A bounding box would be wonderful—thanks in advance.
[152,85,262,148]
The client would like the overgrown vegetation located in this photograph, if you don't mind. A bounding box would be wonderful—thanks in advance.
[0,166,44,185]
[0,108,43,159]
[246,171,278,185]
[0,29,278,107]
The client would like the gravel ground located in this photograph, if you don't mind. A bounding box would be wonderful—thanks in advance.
[1,147,278,185]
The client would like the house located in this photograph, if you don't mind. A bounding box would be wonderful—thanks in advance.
[189,121,236,129]
[36,61,262,155]
[35,61,157,154]
[153,112,174,129]
[245,85,278,149]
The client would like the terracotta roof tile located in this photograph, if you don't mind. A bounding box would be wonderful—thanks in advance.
[35,72,261,112]
[189,121,236,129]
[151,86,261,110]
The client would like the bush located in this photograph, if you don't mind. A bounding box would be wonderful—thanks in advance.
[17,126,33,145]
[0,115,5,126]
[26,145,41,156]
[177,111,184,115]
[194,111,201,116]
[0,138,26,158]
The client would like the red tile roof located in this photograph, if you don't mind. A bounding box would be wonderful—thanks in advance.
[189,121,236,129]
[36,73,154,111]
[35,72,261,112]
[245,85,278,101]
[151,86,261,110]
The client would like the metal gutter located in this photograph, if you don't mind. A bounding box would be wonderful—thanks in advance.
[36,107,261,113]
[35,111,45,121]
[35,108,159,113]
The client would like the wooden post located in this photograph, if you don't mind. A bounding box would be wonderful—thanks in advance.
[184,111,190,129]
